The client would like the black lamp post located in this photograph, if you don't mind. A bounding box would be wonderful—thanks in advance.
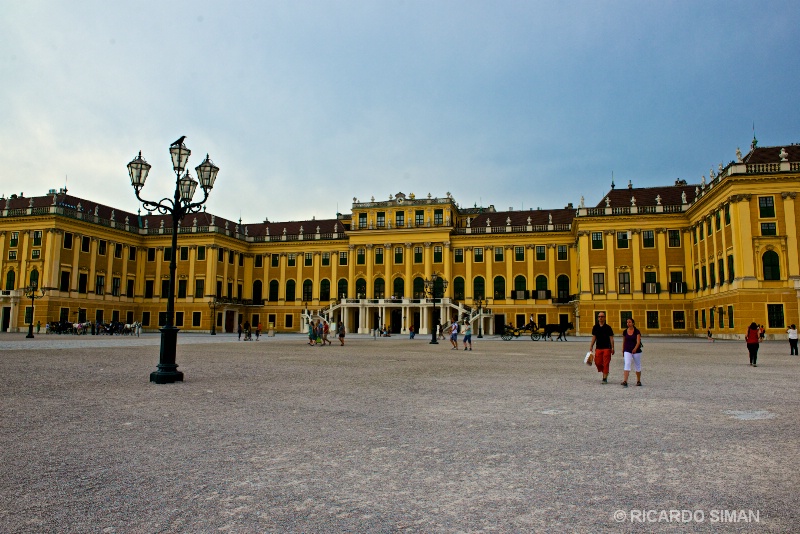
[476,298,483,338]
[207,295,221,335]
[128,137,219,383]
[24,282,46,339]
[424,272,448,345]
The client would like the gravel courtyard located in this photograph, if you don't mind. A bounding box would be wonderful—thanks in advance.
[1,332,798,533]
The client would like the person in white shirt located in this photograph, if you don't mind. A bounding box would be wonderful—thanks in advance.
[788,324,798,355]
[450,320,459,349]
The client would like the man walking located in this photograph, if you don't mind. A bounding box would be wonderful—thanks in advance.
[450,319,459,349]
[589,312,614,384]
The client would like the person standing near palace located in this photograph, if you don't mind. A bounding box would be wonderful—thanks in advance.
[463,322,473,351]
[788,324,798,355]
[589,312,614,384]
[621,317,642,387]
[450,319,459,349]
[746,322,761,366]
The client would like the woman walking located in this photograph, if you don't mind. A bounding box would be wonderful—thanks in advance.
[787,324,798,355]
[745,322,760,366]
[621,318,643,387]
[338,322,346,346]
[463,322,473,351]
[308,320,316,346]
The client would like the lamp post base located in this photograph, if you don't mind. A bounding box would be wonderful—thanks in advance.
[150,326,184,383]
[26,323,34,339]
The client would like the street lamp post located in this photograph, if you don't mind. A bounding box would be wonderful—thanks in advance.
[424,272,448,345]
[128,137,219,383]
[24,282,47,339]
[476,298,483,338]
[207,295,221,335]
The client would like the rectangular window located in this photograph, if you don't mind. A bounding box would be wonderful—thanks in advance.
[180,246,189,261]
[285,314,294,329]
[414,246,423,263]
[78,273,88,294]
[620,310,632,330]
[715,211,721,230]
[31,249,40,260]
[557,245,568,261]
[254,254,263,268]
[395,247,404,264]
[375,247,384,265]
[494,247,503,262]
[701,266,707,289]
[767,304,784,328]
[724,204,730,225]
[81,236,90,253]
[727,255,735,283]
[112,277,121,297]
[164,247,173,262]
[535,245,545,261]
[195,279,205,298]
[618,272,630,294]
[453,248,463,263]
[161,279,170,298]
[514,246,524,261]
[759,196,775,218]
[591,232,603,249]
[415,210,424,226]
[761,222,777,236]
[305,253,313,267]
[376,212,385,227]
[96,275,105,295]
[126,279,134,298]
[646,311,659,329]
[229,251,234,264]
[396,212,405,227]
[593,272,605,294]
[693,227,698,244]
[238,253,243,267]
[8,251,17,260]
[357,248,366,265]
[64,232,73,249]
[147,247,156,261]
[98,239,107,255]
[145,280,154,298]
[192,311,202,327]
[10,232,19,247]
[358,213,367,228]
[709,263,716,287]
[175,312,184,327]
[434,246,442,263]
[668,230,680,247]
[339,251,348,265]
[718,259,725,286]
[728,305,734,328]
[701,309,706,328]
[673,311,686,329]
[642,230,655,248]
[271,254,279,267]
[115,243,123,259]
[474,247,484,263]
[706,218,712,237]
[434,209,443,225]
[32,230,42,247]
[710,307,715,328]
[287,253,296,267]
[196,246,205,261]
[177,279,187,299]
[617,232,629,249]
[141,312,150,326]
[322,252,330,266]
[218,248,225,262]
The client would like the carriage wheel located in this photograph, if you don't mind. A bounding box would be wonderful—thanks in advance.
[501,332,513,341]
[531,332,540,341]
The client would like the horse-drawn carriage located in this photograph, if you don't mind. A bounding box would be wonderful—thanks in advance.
[501,321,575,341]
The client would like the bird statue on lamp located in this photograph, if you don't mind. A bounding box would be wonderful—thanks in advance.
[171,136,187,147]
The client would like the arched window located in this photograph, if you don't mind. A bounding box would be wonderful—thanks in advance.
[493,276,505,299]
[252,280,263,304]
[29,269,40,289]
[514,275,526,292]
[268,280,279,301]
[763,251,781,280]
[374,277,385,299]
[473,276,485,300]
[302,279,313,301]
[413,277,425,298]
[557,275,570,299]
[337,278,348,300]
[320,279,331,301]
[285,280,296,301]
[5,270,15,290]
[355,278,367,298]
[453,277,465,300]
[536,275,548,291]
[393,277,404,298]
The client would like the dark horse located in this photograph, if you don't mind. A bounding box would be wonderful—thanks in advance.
[543,322,574,341]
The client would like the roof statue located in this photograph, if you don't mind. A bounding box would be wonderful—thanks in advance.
[527,216,532,225]
[110,210,115,221]
[681,191,687,204]
[193,217,197,227]
[630,196,636,207]
[709,167,715,179]
[701,175,706,187]
[94,206,99,216]
[507,217,511,225]
[580,196,585,208]
[655,195,662,205]
[486,218,491,227]
[605,196,611,207]
[736,147,743,162]
[780,148,789,162]
[548,213,553,224]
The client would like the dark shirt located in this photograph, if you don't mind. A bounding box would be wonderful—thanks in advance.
[622,327,642,353]
[592,323,614,349]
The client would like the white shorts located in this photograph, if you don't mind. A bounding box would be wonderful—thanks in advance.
[623,351,642,372]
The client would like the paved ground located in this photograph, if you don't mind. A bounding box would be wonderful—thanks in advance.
[1,332,797,533]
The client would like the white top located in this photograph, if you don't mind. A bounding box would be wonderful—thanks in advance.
[788,328,798,340]
[451,322,459,334]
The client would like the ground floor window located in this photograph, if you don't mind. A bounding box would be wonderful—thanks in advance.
[620,311,632,330]
[646,310,659,329]
[158,312,167,327]
[268,313,276,328]
[767,304,784,328]
[193,312,202,327]
[175,312,184,327]
[285,314,293,329]
[672,311,686,329]
[142,312,151,326]
[728,306,734,329]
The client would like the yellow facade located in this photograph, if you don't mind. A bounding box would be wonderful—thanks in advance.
[2,144,798,338]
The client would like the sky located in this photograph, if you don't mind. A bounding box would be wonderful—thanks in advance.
[1,1,799,223]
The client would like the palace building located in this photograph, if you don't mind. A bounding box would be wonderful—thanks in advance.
[1,142,798,338]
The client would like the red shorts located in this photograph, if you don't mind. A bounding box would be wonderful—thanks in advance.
[594,348,612,374]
